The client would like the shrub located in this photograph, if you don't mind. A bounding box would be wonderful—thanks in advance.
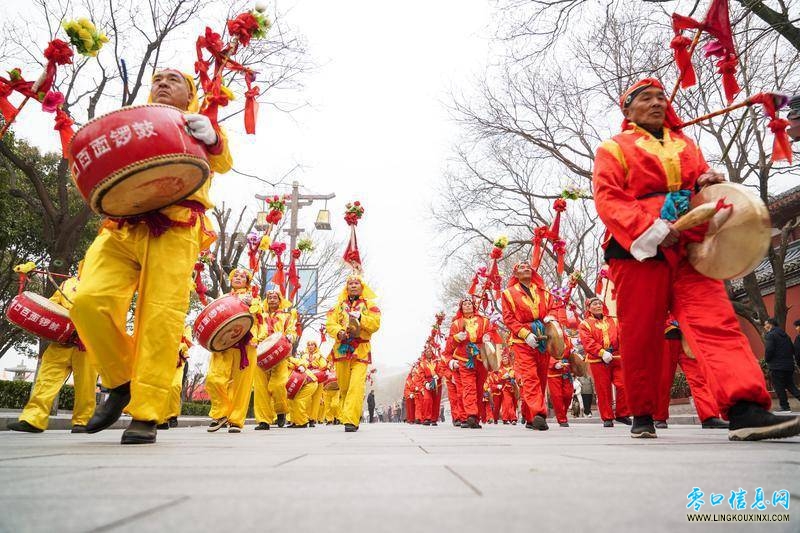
[0,380,32,408]
[181,401,211,416]
[670,371,690,399]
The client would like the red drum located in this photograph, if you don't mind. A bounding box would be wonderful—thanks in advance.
[256,333,292,371]
[70,104,210,217]
[193,295,253,352]
[312,369,327,383]
[5,291,76,345]
[324,374,340,391]
[285,370,308,399]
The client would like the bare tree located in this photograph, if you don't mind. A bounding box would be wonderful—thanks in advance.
[183,360,205,402]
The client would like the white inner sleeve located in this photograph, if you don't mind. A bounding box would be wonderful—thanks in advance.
[629,218,671,261]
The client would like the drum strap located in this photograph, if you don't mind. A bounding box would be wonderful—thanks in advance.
[107,200,216,246]
[236,331,253,370]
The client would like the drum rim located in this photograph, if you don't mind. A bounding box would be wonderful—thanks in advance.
[17,291,70,317]
[206,314,254,352]
[88,155,210,217]
[70,103,190,143]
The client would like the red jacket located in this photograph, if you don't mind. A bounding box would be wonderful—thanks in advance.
[501,281,553,346]
[578,315,620,363]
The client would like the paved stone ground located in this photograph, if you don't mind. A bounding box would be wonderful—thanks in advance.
[1,422,799,533]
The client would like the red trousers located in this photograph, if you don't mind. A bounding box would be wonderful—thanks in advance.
[589,358,630,421]
[432,387,442,422]
[500,388,517,422]
[414,393,424,422]
[405,398,415,422]
[458,362,488,418]
[490,393,502,421]
[548,375,574,424]
[521,399,531,422]
[447,375,465,421]
[656,339,720,422]
[511,343,549,420]
[610,258,770,417]
[421,388,434,422]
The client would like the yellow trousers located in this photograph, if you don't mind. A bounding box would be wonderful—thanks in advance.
[71,222,201,423]
[206,346,256,428]
[335,360,368,426]
[309,383,324,422]
[323,389,340,422]
[20,343,97,430]
[165,363,185,419]
[288,382,318,426]
[253,358,288,423]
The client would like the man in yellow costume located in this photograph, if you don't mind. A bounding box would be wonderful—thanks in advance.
[9,275,98,433]
[254,284,297,430]
[157,324,192,430]
[305,339,327,426]
[326,274,381,432]
[205,268,262,433]
[71,69,232,444]
[285,350,319,428]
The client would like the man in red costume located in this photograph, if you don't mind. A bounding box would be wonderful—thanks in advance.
[593,78,799,440]
[447,297,497,429]
[578,297,632,427]
[498,354,518,425]
[501,262,556,431]
[441,337,465,426]
[656,319,728,429]
[403,371,415,424]
[420,350,438,425]
[486,370,502,424]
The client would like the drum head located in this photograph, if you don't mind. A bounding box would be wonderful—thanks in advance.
[22,291,70,317]
[93,158,209,217]
[208,315,253,352]
[687,183,771,280]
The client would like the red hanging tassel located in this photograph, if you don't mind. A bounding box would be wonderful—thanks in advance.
[531,226,549,270]
[670,34,697,88]
[768,118,792,163]
[244,86,259,134]
[53,109,74,159]
[553,239,567,275]
[550,198,568,240]
[288,248,301,301]
[468,273,480,296]
[717,54,741,104]
[193,262,208,305]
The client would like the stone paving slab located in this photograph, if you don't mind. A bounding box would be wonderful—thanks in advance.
[0,423,798,533]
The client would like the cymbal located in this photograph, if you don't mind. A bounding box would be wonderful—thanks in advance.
[687,183,771,280]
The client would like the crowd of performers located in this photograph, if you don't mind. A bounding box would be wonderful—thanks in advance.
[7,65,381,443]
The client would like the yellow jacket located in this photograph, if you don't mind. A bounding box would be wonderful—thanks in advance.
[51,277,79,311]
[229,287,264,344]
[326,295,381,364]
[262,307,298,344]
[288,354,317,382]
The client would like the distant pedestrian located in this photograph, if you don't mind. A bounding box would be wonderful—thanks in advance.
[577,374,594,418]
[367,390,376,423]
[764,318,800,413]
[793,319,800,368]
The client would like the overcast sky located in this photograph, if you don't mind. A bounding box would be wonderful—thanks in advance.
[3,0,493,376]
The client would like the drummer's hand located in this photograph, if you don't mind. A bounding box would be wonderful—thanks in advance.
[696,169,725,188]
[240,294,253,306]
[660,223,680,248]
[185,114,218,146]
[524,333,538,349]
[454,331,468,342]
[337,330,347,342]
[482,334,491,343]
[542,315,556,324]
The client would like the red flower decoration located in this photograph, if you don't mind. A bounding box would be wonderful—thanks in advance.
[41,91,64,113]
[291,248,301,259]
[44,39,73,66]
[490,246,503,260]
[270,242,286,256]
[553,198,567,212]
[227,13,260,46]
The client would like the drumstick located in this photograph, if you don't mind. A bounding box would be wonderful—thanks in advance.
[45,269,74,306]
[0,96,31,140]
[672,199,732,231]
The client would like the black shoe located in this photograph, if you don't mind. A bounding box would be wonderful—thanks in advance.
[502,421,509,425]
[615,416,633,426]
[511,420,517,425]
[344,423,358,432]
[121,420,157,444]
[309,420,316,427]
[728,401,800,441]
[228,425,242,433]
[701,417,729,429]
[294,423,309,428]
[333,419,341,425]
[168,417,178,428]
[654,420,668,429]
[70,424,87,434]
[422,421,430,426]
[466,415,482,429]
[559,422,569,427]
[532,415,548,431]
[254,421,270,430]
[431,422,438,426]
[8,420,43,433]
[207,417,228,432]
[156,422,169,430]
[603,420,614,428]
[86,382,131,433]
[525,421,534,429]
[631,415,657,439]
[276,413,286,428]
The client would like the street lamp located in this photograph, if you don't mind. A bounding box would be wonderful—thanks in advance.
[314,202,332,230]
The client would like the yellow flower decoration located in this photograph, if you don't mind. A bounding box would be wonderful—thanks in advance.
[62,17,108,57]
[259,235,271,251]
[13,262,37,274]
[220,85,235,101]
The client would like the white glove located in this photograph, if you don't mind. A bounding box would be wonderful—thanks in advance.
[448,359,459,371]
[348,311,361,321]
[543,315,556,324]
[298,365,306,373]
[601,351,613,364]
[554,361,563,370]
[496,384,502,391]
[525,333,538,349]
[185,113,218,146]
[482,334,491,343]
[424,382,432,391]
[454,331,468,342]
[409,393,414,399]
